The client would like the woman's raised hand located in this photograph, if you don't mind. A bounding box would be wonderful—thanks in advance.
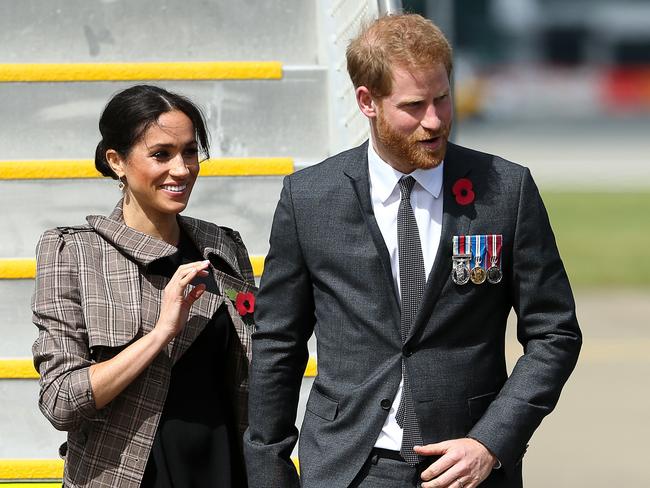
[154,260,210,342]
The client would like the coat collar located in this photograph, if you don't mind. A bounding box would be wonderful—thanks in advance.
[86,199,244,280]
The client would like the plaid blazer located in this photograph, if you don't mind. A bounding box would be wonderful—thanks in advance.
[32,201,256,487]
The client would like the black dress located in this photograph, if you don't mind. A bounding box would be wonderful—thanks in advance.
[140,231,246,488]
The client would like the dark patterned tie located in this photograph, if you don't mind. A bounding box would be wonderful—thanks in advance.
[395,176,425,465]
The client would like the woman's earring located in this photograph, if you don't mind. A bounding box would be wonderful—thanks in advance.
[118,177,126,191]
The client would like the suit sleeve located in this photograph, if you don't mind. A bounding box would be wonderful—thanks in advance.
[31,230,106,431]
[244,176,315,487]
[468,168,582,470]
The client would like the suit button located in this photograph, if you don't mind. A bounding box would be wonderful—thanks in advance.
[380,399,391,410]
[402,346,413,357]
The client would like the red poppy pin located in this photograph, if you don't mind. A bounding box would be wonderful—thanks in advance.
[452,178,475,206]
[225,289,255,316]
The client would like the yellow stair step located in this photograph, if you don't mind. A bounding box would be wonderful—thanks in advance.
[0,357,317,380]
[0,61,282,82]
[0,256,265,279]
[0,457,298,481]
[0,459,63,482]
[0,158,293,180]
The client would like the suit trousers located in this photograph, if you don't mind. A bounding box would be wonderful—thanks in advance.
[348,450,517,488]
[349,451,425,488]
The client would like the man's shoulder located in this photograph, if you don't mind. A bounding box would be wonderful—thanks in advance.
[288,141,368,185]
[447,142,527,174]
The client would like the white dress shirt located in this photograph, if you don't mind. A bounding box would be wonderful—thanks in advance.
[367,140,444,451]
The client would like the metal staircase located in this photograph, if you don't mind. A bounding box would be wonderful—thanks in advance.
[0,0,399,484]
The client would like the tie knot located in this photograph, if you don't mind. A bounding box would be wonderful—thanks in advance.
[398,176,417,200]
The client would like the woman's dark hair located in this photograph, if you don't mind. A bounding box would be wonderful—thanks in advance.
[95,85,210,179]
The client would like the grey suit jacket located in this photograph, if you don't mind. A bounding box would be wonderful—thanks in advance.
[244,142,581,488]
[32,201,255,487]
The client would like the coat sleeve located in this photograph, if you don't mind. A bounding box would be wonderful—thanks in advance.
[243,176,314,488]
[467,168,582,470]
[31,229,105,431]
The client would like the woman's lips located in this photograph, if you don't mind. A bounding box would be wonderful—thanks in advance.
[159,183,188,196]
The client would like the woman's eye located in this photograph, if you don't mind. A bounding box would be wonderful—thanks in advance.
[152,151,170,160]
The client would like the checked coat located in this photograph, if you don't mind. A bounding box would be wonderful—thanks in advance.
[32,201,255,487]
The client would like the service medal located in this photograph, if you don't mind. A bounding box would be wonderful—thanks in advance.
[470,266,487,284]
[452,259,471,285]
[486,234,503,284]
[469,235,487,285]
[486,266,502,284]
[451,235,471,285]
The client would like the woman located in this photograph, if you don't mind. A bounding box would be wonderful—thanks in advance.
[32,85,255,487]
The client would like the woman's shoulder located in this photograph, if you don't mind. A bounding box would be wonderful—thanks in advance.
[38,224,99,246]
[36,224,103,262]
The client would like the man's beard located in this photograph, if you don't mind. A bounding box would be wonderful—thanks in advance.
[375,109,450,171]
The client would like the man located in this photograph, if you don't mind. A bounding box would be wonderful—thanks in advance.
[244,14,581,488]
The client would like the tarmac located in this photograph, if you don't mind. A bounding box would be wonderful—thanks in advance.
[510,288,649,487]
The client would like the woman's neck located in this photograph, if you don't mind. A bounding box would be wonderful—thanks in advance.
[121,198,180,245]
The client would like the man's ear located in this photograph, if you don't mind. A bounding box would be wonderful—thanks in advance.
[356,86,378,119]
[105,149,126,179]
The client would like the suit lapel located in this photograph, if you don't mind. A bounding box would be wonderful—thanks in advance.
[407,143,474,342]
[343,142,402,328]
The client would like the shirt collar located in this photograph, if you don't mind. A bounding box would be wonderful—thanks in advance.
[367,136,444,204]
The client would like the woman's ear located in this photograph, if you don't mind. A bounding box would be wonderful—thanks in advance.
[356,86,378,119]
[105,149,125,179]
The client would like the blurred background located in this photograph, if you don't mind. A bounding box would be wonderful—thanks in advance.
[0,0,648,486]
[405,1,650,486]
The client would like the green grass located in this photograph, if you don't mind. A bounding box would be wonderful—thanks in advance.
[542,191,650,288]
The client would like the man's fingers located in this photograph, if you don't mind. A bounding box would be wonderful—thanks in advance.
[419,449,457,482]
[414,442,448,456]
[420,464,464,488]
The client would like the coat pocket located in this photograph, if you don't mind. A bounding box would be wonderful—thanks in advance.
[468,391,497,423]
[305,387,339,421]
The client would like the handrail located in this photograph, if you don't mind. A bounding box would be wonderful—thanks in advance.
[378,0,403,15]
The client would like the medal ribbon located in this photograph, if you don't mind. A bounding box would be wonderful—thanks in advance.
[471,235,486,269]
[486,234,503,268]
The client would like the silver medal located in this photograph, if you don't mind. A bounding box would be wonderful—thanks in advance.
[451,255,471,285]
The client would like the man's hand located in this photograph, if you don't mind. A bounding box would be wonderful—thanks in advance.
[414,438,496,488]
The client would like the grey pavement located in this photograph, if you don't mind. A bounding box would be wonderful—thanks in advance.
[505,288,650,487]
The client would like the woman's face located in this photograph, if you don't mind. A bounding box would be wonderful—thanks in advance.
[113,110,200,221]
